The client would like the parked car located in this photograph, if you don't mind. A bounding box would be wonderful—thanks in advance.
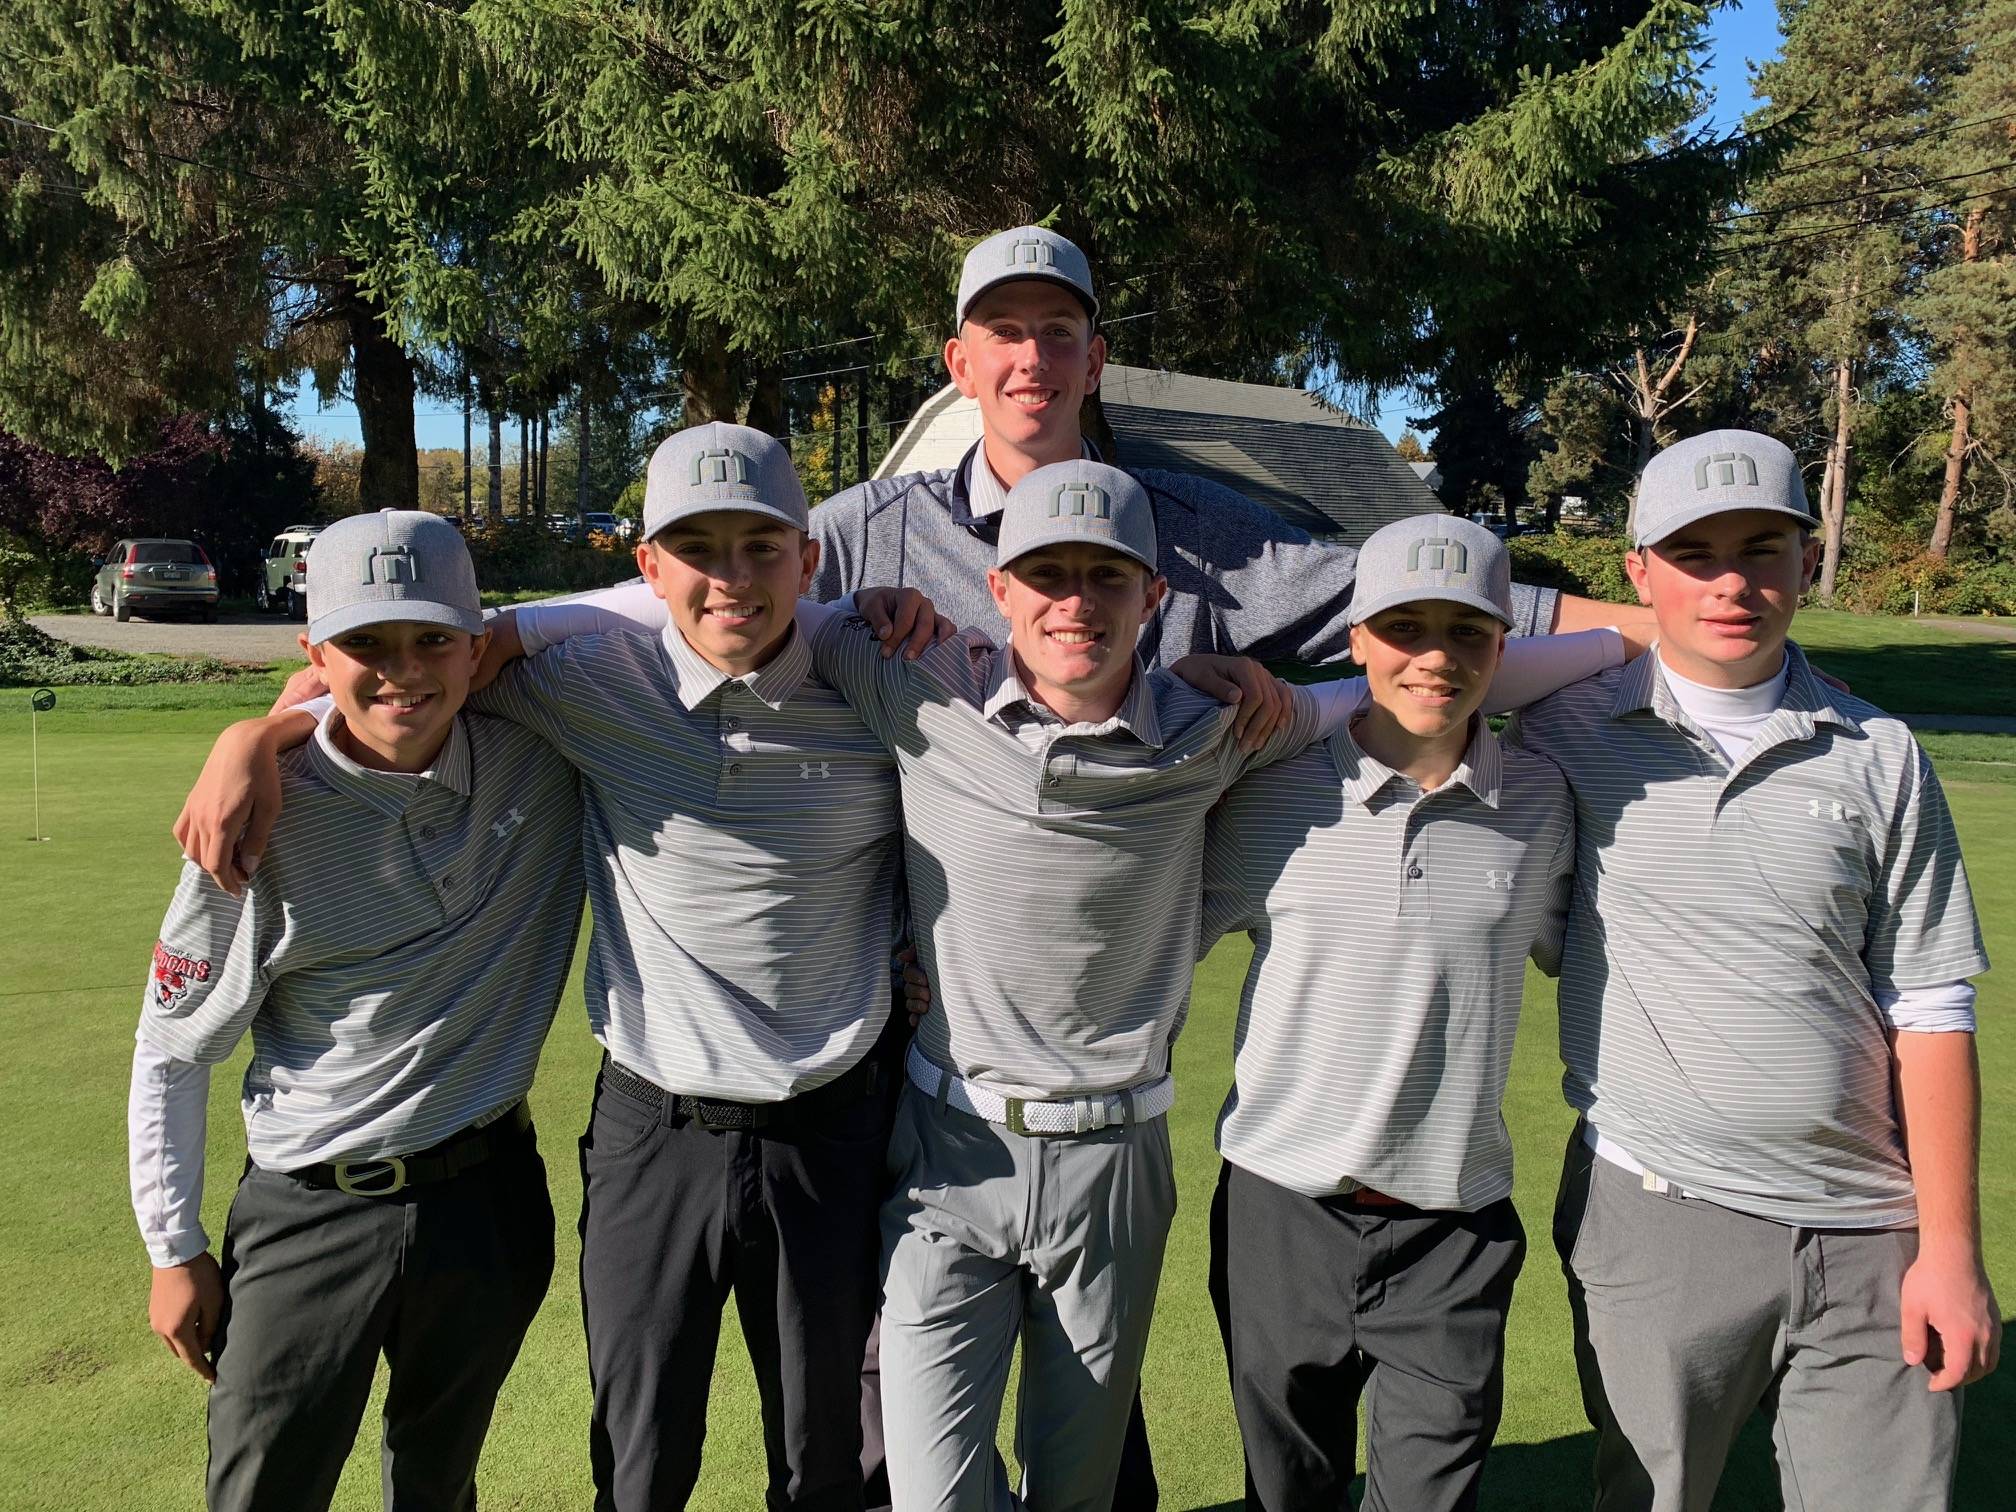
[257,526,322,619]
[582,512,622,541]
[91,539,221,622]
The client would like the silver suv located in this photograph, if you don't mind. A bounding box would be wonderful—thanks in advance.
[91,539,220,622]
[257,526,321,619]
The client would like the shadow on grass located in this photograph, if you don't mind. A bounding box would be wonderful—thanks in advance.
[1799,639,2016,717]
[1183,1335,2013,1510]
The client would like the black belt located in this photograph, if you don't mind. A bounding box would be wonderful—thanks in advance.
[602,1033,896,1133]
[290,1102,532,1197]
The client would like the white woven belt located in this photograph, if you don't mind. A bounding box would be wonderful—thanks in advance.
[905,1041,1175,1136]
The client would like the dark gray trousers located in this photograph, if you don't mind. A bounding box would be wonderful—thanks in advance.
[206,1127,555,1512]
[579,1064,896,1512]
[1209,1161,1527,1512]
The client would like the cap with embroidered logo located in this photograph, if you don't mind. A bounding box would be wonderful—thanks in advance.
[996,460,1157,573]
[642,421,809,541]
[1347,513,1513,629]
[306,509,484,646]
[955,226,1100,329]
[1633,429,1818,546]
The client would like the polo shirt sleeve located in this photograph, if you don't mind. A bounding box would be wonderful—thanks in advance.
[809,612,988,750]
[136,863,272,1066]
[1865,747,1990,992]
[809,485,867,601]
[1193,493,1559,662]
[471,643,578,754]
[1529,809,1578,978]
[1227,682,1334,783]
[1199,795,1260,959]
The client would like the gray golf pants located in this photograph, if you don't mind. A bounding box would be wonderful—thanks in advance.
[878,1084,1177,1511]
[1554,1130,1962,1512]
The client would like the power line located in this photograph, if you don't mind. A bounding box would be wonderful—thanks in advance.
[1760,108,2016,182]
[1714,159,2016,223]
[1717,182,2013,258]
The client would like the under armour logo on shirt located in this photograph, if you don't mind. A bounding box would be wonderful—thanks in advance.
[1484,870,1515,890]
[1694,451,1760,490]
[1807,798,1855,822]
[491,808,525,839]
[800,762,831,780]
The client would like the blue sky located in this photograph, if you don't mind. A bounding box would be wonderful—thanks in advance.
[283,3,1787,453]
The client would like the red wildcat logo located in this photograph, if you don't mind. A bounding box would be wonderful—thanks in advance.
[152,942,213,1010]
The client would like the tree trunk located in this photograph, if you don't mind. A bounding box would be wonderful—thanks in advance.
[342,274,419,511]
[578,386,592,515]
[856,366,871,484]
[744,364,785,437]
[487,408,502,519]
[1930,389,1970,560]
[681,325,739,426]
[535,411,548,521]
[519,416,530,518]
[461,376,473,521]
[1819,357,1854,601]
[1929,210,1984,561]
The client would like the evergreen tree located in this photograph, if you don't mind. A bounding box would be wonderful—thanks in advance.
[1910,0,2016,557]
[1735,0,1965,598]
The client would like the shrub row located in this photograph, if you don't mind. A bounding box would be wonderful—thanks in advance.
[0,615,264,687]
[463,523,637,593]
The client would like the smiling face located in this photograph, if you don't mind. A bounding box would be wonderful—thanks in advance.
[305,621,486,773]
[986,542,1166,722]
[945,282,1105,485]
[638,510,819,678]
[1626,510,1818,688]
[1349,600,1506,748]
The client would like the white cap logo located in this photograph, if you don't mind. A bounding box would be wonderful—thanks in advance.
[361,545,419,586]
[1407,536,1469,575]
[1693,451,1760,490]
[691,448,753,487]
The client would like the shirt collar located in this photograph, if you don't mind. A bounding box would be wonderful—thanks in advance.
[1328,711,1503,810]
[980,646,1165,748]
[659,614,813,713]
[307,713,471,820]
[957,436,1103,521]
[1611,641,1860,737]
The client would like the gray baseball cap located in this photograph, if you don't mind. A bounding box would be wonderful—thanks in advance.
[1633,429,1818,546]
[955,226,1100,329]
[643,421,808,541]
[996,460,1157,573]
[306,509,484,645]
[1348,513,1514,629]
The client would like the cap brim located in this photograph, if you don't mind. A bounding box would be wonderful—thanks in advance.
[958,273,1099,329]
[1635,498,1820,547]
[309,599,486,645]
[1347,586,1514,629]
[998,530,1156,573]
[644,499,807,540]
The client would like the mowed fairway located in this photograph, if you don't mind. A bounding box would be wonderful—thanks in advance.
[2,628,2011,1510]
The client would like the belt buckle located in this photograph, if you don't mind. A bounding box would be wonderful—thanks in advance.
[1004,1099,1031,1137]
[333,1156,408,1197]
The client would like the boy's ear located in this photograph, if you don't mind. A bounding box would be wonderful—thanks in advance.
[798,534,820,597]
[302,633,321,667]
[466,628,491,672]
[1624,549,1654,606]
[986,565,1012,618]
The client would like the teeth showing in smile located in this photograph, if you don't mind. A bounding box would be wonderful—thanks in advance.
[708,604,762,619]
[1049,630,1099,644]
[376,693,430,708]
[1008,391,1053,407]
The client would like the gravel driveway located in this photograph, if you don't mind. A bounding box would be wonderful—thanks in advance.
[31,612,307,663]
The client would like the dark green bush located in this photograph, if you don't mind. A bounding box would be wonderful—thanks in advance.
[0,614,264,686]
[1506,532,1637,604]
[464,521,636,592]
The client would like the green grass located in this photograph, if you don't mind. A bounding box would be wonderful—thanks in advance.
[1792,608,2016,716]
[1,652,2011,1511]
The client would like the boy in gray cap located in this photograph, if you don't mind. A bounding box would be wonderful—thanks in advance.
[173,425,938,1512]
[128,509,586,1510]
[1200,512,1581,1512]
[1511,430,1997,1511]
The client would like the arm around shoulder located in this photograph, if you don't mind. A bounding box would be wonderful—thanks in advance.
[174,707,322,896]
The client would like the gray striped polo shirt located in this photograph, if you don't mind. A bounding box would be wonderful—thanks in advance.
[138,713,586,1170]
[475,614,903,1100]
[1510,643,1989,1228]
[1201,717,1575,1208]
[811,616,1325,1101]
